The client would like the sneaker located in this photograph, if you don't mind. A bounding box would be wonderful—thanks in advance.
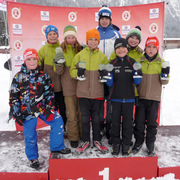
[76,141,90,154]
[71,141,78,148]
[111,144,120,156]
[51,147,71,154]
[132,142,143,154]
[94,141,108,153]
[122,144,131,156]
[30,159,39,168]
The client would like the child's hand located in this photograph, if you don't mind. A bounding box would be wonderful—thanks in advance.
[13,115,24,126]
[44,108,55,121]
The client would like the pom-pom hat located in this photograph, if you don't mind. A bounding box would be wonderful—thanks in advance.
[145,36,159,50]
[86,29,100,44]
[23,48,39,62]
[64,25,77,39]
[98,6,112,20]
[45,25,59,39]
[126,26,142,43]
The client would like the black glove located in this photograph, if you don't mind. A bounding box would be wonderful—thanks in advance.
[162,66,170,75]
[99,69,108,77]
[77,68,85,77]
[43,107,55,121]
[135,69,143,76]
[13,115,24,126]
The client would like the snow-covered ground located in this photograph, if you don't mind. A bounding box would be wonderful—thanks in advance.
[0,49,180,180]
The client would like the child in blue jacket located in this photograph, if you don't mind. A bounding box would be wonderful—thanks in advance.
[9,48,71,168]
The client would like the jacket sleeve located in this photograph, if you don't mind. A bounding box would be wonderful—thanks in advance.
[43,73,55,109]
[9,75,22,118]
[70,53,79,79]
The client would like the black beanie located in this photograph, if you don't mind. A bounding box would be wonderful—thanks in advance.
[114,38,128,50]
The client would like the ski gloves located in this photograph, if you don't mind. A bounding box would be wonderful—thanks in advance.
[43,106,55,121]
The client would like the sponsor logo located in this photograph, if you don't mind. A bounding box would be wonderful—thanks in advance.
[68,12,77,22]
[11,7,21,19]
[15,56,23,63]
[122,25,130,35]
[40,11,50,21]
[13,24,22,35]
[149,23,158,34]
[150,8,159,19]
[42,25,47,36]
[122,11,131,21]
[13,40,22,51]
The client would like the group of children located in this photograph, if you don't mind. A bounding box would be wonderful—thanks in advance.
[9,6,170,169]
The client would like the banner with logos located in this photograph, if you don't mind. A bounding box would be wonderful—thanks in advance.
[7,2,164,77]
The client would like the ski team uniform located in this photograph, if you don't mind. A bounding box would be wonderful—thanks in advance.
[59,44,82,142]
[107,55,142,147]
[9,63,65,160]
[38,42,67,125]
[134,54,169,147]
[70,47,108,142]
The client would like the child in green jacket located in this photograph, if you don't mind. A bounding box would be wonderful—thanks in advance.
[70,29,109,154]
[132,36,170,156]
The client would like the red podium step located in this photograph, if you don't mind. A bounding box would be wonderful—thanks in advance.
[49,154,158,180]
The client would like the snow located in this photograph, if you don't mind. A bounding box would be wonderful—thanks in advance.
[0,49,180,179]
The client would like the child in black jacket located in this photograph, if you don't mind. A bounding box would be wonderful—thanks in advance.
[106,38,142,156]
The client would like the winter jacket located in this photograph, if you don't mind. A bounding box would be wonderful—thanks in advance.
[9,63,55,120]
[109,46,143,62]
[137,54,169,101]
[97,25,121,59]
[70,47,109,99]
[58,45,78,96]
[38,41,62,92]
[107,55,141,102]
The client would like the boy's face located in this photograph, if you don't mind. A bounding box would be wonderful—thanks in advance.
[115,46,128,58]
[66,35,76,46]
[145,45,158,58]
[128,36,140,48]
[87,38,99,49]
[47,31,58,44]
[25,58,38,70]
[99,17,111,28]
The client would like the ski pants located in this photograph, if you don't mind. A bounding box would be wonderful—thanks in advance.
[134,99,159,146]
[110,101,134,145]
[23,111,65,160]
[79,98,103,142]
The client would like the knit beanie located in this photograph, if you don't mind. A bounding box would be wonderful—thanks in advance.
[86,29,100,44]
[98,6,112,21]
[45,25,59,39]
[23,48,39,62]
[145,36,159,50]
[114,38,128,50]
[126,26,142,43]
[63,25,77,39]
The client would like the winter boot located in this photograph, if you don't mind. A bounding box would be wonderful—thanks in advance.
[71,141,78,148]
[111,144,120,156]
[30,159,39,169]
[76,141,90,154]
[132,142,143,154]
[147,143,155,156]
[122,144,131,156]
[94,141,109,153]
[51,147,71,154]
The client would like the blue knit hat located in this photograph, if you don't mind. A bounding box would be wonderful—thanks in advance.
[98,6,112,21]
[45,25,59,39]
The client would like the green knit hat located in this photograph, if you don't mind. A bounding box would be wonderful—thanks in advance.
[63,25,77,39]
[126,26,142,43]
